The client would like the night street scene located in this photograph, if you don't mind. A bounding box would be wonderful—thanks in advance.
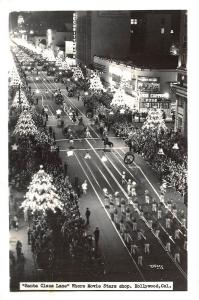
[8,10,187,291]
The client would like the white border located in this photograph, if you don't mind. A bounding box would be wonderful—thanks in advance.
[0,1,198,300]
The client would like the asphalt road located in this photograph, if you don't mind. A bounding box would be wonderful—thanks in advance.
[22,67,187,290]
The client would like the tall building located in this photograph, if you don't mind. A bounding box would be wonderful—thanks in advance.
[172,11,187,136]
[76,11,131,66]
[130,10,181,57]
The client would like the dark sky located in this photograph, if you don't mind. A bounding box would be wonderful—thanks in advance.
[9,11,74,31]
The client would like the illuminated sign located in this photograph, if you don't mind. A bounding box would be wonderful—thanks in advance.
[73,13,77,59]
[140,93,168,99]
[47,29,52,46]
[65,41,73,55]
[138,77,159,82]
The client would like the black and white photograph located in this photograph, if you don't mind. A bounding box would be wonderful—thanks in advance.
[1,0,195,296]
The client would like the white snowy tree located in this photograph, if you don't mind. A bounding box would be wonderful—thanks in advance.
[89,73,104,92]
[110,86,126,107]
[20,165,63,215]
[142,108,167,133]
[13,110,38,138]
[72,66,84,80]
[11,90,30,110]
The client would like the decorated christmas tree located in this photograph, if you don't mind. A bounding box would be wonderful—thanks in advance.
[55,57,63,67]
[9,69,22,87]
[62,60,70,71]
[43,49,55,62]
[111,86,125,106]
[13,110,38,138]
[20,165,63,215]
[89,72,104,92]
[110,77,127,107]
[142,108,167,133]
[72,66,84,80]
[11,90,30,110]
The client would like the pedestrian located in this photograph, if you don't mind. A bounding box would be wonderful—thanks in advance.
[82,180,88,194]
[165,215,171,229]
[144,241,150,254]
[122,171,126,185]
[13,215,19,231]
[138,254,143,266]
[36,97,39,105]
[174,228,180,239]
[157,205,162,219]
[16,240,22,259]
[152,198,157,212]
[174,247,181,264]
[27,226,32,245]
[165,241,171,252]
[130,243,137,255]
[132,218,137,231]
[85,208,91,225]
[45,113,48,121]
[127,179,132,195]
[94,227,100,248]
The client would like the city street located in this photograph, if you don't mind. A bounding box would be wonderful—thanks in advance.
[8,10,187,292]
[10,66,186,288]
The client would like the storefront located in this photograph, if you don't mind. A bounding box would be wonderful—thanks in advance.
[137,76,160,93]
[139,93,171,117]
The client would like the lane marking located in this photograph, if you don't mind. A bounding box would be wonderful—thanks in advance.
[73,152,145,281]
[120,149,186,230]
[86,139,187,279]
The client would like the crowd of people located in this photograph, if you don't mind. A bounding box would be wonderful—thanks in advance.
[9,44,105,283]
[112,122,187,196]
[102,172,187,268]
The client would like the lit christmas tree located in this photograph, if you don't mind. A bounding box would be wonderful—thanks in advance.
[62,60,70,71]
[142,108,167,133]
[9,69,22,87]
[43,49,55,62]
[111,86,125,106]
[13,110,38,138]
[72,66,84,80]
[55,57,63,67]
[20,165,63,215]
[89,72,104,92]
[11,90,30,110]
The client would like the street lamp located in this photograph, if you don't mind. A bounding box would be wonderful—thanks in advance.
[158,148,165,155]
[172,143,179,150]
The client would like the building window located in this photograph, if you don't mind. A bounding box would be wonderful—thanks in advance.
[170,29,174,34]
[131,19,137,25]
[161,27,165,34]
[178,98,184,108]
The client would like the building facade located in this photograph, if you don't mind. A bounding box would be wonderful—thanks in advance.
[130,10,181,56]
[94,56,177,117]
[76,11,131,66]
[172,11,187,136]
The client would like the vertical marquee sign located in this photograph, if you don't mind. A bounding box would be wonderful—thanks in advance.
[73,12,77,59]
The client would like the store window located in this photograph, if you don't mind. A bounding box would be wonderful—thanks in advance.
[131,19,138,25]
